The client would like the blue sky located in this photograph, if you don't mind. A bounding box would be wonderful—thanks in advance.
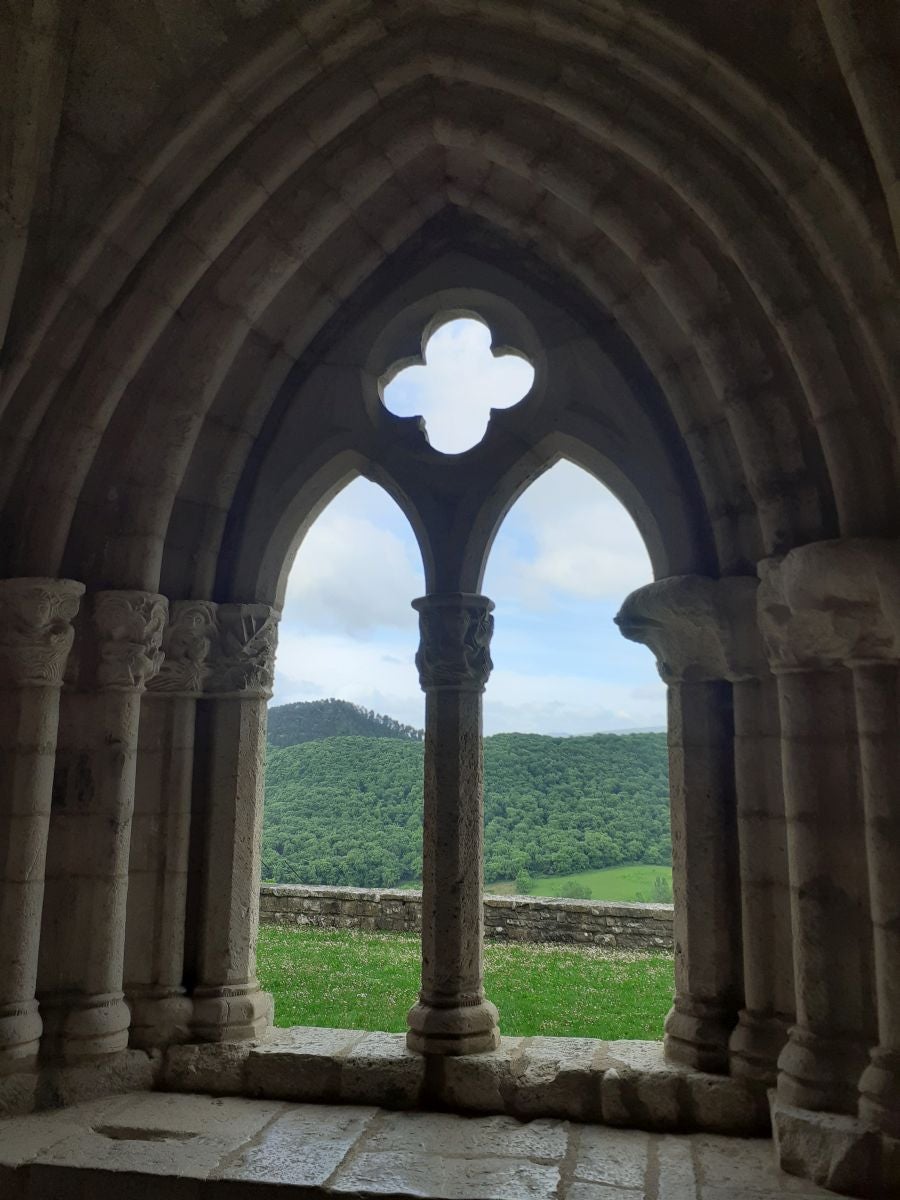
[272,319,666,734]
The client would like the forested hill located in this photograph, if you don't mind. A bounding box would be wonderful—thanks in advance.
[267,699,424,749]
[263,732,669,888]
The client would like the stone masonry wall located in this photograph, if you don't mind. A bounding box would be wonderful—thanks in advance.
[259,885,673,952]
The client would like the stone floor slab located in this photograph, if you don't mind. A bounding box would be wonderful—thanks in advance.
[330,1150,561,1198]
[28,1093,286,1180]
[361,1109,570,1160]
[0,1091,866,1198]
[214,1102,376,1186]
[573,1124,650,1187]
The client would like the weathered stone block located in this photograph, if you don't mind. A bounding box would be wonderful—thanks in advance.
[341,1032,425,1110]
[511,1036,603,1122]
[245,1027,364,1102]
[438,1038,523,1114]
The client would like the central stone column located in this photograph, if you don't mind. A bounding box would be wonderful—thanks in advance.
[406,592,500,1056]
[0,579,84,1069]
[190,603,278,1042]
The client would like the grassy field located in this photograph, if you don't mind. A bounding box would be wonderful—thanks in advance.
[486,864,673,901]
[257,926,673,1040]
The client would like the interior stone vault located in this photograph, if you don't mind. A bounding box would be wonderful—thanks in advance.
[1,2,899,1197]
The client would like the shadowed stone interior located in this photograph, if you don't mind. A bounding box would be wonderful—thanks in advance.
[1,2,899,1196]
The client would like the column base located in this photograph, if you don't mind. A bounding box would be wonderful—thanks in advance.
[728,1009,791,1086]
[406,997,500,1056]
[191,984,272,1042]
[776,1026,870,1115]
[663,999,734,1074]
[859,1047,900,1138]
[126,987,193,1050]
[38,992,131,1062]
[772,1092,900,1198]
[0,1001,42,1069]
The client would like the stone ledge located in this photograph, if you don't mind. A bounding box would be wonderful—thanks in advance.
[163,1029,769,1136]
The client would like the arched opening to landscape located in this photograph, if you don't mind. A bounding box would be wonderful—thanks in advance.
[259,476,426,1030]
[480,458,674,1039]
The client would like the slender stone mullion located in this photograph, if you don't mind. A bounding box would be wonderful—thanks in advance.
[853,663,900,1136]
[0,579,84,1068]
[190,603,277,1043]
[774,667,875,1114]
[664,678,741,1073]
[406,592,499,1056]
[728,676,793,1084]
[125,601,217,1049]
[125,693,196,1047]
[38,590,167,1062]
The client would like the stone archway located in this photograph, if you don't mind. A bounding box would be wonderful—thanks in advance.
[1,5,899,1195]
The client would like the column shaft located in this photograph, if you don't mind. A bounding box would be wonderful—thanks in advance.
[0,579,83,1068]
[406,593,499,1055]
[775,669,876,1114]
[728,676,793,1083]
[854,665,900,1136]
[124,694,195,1048]
[664,679,742,1073]
[189,603,277,1042]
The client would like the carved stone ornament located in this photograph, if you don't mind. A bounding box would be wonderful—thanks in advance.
[92,591,168,691]
[758,539,900,671]
[615,575,765,684]
[207,603,279,697]
[148,600,218,696]
[0,578,85,687]
[413,593,495,692]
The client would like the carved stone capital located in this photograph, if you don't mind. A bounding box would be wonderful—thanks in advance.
[758,539,900,671]
[92,591,168,691]
[207,603,279,698]
[615,575,764,684]
[148,601,218,696]
[0,578,85,688]
[413,593,494,692]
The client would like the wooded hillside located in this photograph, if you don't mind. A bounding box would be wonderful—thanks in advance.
[263,730,670,888]
[267,698,424,749]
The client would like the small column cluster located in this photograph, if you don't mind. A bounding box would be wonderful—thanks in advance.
[617,576,792,1082]
[618,539,900,1192]
[0,585,279,1077]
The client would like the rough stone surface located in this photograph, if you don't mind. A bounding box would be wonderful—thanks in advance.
[260,885,675,951]
[0,1092,842,1197]
[2,3,900,1195]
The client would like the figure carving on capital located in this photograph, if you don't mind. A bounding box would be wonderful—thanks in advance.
[0,578,85,687]
[207,603,279,697]
[149,601,218,696]
[413,595,495,692]
[92,591,168,691]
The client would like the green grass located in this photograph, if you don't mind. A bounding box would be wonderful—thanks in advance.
[486,864,673,901]
[257,926,673,1040]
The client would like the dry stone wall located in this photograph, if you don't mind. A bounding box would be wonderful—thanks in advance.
[259,885,673,952]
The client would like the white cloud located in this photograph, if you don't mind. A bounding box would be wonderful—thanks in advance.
[283,491,423,635]
[485,461,653,608]
[383,318,534,454]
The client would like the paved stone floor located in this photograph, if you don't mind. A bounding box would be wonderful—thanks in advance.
[0,1091,848,1198]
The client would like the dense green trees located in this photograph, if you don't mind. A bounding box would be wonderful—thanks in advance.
[262,721,670,888]
[267,698,424,749]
